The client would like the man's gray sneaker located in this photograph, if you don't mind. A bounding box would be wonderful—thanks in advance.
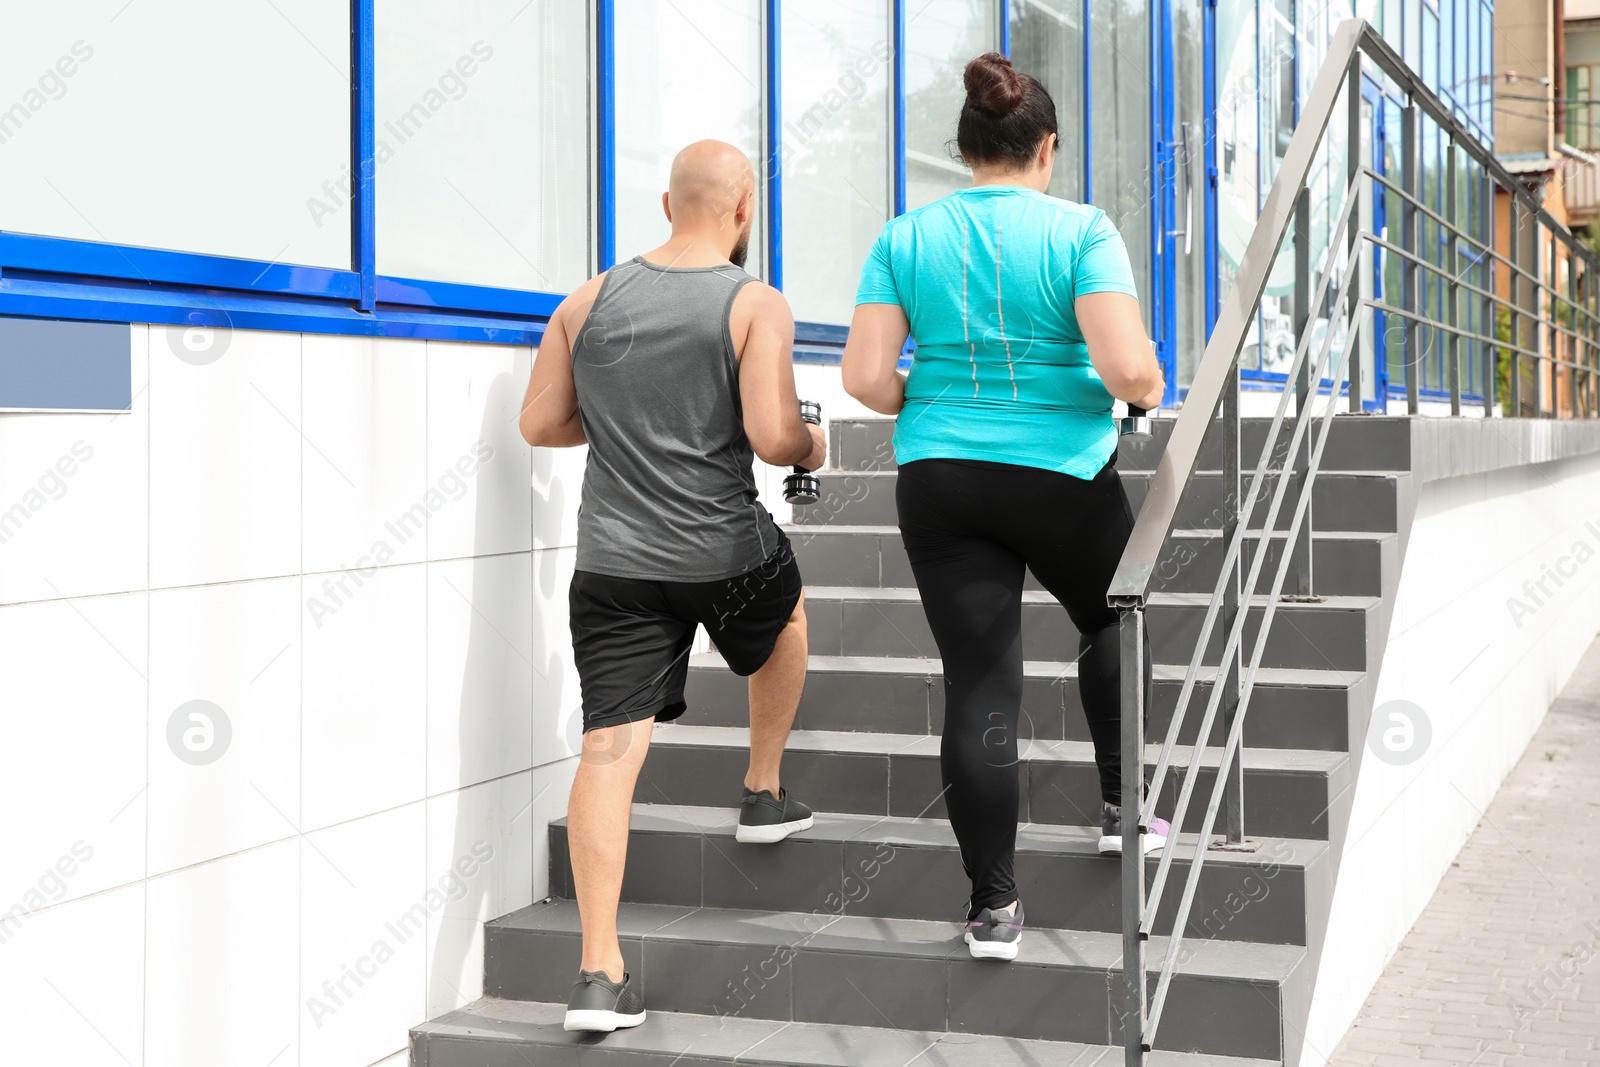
[564,969,646,1032]
[964,899,1024,960]
[736,787,814,843]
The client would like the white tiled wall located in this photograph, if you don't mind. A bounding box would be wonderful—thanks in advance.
[0,325,576,1067]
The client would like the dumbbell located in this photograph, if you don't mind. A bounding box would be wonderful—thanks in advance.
[1119,404,1152,437]
[783,399,822,505]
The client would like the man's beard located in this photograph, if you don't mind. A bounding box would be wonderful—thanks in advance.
[729,224,751,269]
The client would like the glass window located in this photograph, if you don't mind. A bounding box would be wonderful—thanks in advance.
[780,0,893,325]
[615,0,766,275]
[0,0,350,269]
[1174,0,1209,386]
[1569,66,1593,149]
[1257,0,1296,375]
[1217,0,1260,324]
[1009,0,1085,203]
[1089,0,1152,318]
[376,0,589,292]
[905,0,998,211]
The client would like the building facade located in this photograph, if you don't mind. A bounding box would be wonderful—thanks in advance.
[3,1,1494,412]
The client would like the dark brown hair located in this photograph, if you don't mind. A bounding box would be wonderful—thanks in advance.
[955,52,1059,170]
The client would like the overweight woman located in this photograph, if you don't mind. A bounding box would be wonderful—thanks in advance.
[842,52,1170,962]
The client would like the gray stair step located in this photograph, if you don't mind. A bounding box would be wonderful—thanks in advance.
[796,469,1404,535]
[411,996,1281,1066]
[482,900,1305,1060]
[829,414,1413,474]
[547,804,1329,946]
[800,585,1379,672]
[790,523,1392,597]
[686,653,1358,752]
[636,724,1350,841]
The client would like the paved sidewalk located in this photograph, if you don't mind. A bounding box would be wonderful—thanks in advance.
[1326,634,1600,1066]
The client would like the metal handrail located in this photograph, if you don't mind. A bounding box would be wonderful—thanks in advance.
[1113,17,1600,1065]
[1109,18,1599,605]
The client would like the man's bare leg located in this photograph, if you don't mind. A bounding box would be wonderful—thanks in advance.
[569,717,655,980]
[745,593,808,794]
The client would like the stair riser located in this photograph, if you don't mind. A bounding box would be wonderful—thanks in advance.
[635,744,1337,839]
[802,596,1372,671]
[685,667,1354,751]
[791,526,1385,597]
[796,470,1400,534]
[483,924,1288,1058]
[831,415,1411,474]
[547,825,1313,945]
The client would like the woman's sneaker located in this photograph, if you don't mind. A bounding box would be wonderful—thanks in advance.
[1098,803,1171,855]
[964,899,1024,960]
[736,787,814,843]
[564,969,646,1032]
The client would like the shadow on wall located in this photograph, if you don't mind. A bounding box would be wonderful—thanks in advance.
[428,369,570,1016]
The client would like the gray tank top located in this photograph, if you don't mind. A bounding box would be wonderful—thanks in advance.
[569,256,778,582]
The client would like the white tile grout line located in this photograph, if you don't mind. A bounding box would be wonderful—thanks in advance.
[141,323,151,1067]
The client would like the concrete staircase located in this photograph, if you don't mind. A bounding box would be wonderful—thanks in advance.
[411,416,1415,1066]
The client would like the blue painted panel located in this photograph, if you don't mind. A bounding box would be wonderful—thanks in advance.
[0,317,132,411]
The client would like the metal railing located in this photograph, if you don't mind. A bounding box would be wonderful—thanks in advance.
[1109,19,1600,1064]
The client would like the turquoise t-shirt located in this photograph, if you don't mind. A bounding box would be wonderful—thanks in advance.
[855,185,1140,479]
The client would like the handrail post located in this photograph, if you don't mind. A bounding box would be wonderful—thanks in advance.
[1401,102,1420,415]
[1117,602,1147,1066]
[1510,198,1523,416]
[1347,59,1364,413]
[1220,362,1245,843]
[1482,166,1496,416]
[1567,236,1579,419]
[1290,187,1314,598]
[1546,229,1557,417]
[1447,142,1461,416]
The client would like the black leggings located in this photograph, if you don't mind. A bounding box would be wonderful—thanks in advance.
[896,454,1152,915]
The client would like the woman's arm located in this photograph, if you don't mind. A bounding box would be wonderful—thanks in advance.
[1075,291,1165,411]
[842,303,911,415]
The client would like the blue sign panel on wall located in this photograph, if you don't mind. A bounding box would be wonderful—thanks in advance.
[0,317,132,412]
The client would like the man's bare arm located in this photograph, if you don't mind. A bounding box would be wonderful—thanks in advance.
[519,283,596,448]
[735,283,825,470]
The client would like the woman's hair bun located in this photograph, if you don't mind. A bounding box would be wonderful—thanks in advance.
[963,52,1025,115]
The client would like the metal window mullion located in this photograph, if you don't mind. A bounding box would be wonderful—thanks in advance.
[999,0,1010,56]
[766,0,783,290]
[352,0,376,312]
[1082,0,1093,205]
[596,0,617,271]
[892,0,907,217]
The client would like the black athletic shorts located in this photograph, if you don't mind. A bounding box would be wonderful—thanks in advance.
[569,528,803,732]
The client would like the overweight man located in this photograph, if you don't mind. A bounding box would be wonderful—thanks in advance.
[518,140,826,1033]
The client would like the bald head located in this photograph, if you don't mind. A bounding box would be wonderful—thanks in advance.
[661,139,756,267]
[667,140,755,226]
